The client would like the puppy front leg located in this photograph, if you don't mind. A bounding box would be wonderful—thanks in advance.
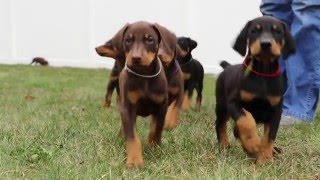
[149,104,167,145]
[229,103,260,157]
[257,107,281,164]
[120,106,143,169]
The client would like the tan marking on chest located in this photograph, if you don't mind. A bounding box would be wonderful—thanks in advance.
[168,86,179,95]
[149,93,166,104]
[183,73,191,80]
[127,90,142,104]
[240,90,256,102]
[267,95,281,106]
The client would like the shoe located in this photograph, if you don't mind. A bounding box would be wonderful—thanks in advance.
[280,115,303,125]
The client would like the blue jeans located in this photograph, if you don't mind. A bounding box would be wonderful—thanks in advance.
[260,0,320,122]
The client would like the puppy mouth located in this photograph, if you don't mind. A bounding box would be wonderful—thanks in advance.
[253,52,278,62]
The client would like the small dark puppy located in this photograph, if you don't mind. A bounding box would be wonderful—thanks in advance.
[156,24,184,130]
[177,37,204,111]
[119,21,168,168]
[96,25,128,108]
[30,57,48,66]
[215,16,295,164]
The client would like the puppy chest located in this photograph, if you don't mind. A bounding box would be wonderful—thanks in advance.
[127,81,167,105]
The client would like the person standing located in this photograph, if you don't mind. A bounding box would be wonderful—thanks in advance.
[260,0,320,124]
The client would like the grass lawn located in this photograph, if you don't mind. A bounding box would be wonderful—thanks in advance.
[0,64,319,179]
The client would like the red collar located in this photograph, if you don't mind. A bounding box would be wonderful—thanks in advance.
[243,57,281,77]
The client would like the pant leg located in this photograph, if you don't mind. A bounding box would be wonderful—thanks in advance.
[260,0,294,26]
[282,0,320,121]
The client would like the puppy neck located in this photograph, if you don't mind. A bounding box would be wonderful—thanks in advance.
[125,58,162,78]
[243,55,281,77]
[178,53,193,66]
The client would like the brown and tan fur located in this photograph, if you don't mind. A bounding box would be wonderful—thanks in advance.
[155,24,184,130]
[95,25,129,108]
[118,21,168,168]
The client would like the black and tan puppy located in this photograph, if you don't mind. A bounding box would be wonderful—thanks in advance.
[30,57,48,66]
[177,37,204,111]
[119,21,168,168]
[215,16,296,164]
[156,24,184,130]
[95,25,128,108]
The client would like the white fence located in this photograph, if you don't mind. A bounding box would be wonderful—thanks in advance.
[0,0,261,73]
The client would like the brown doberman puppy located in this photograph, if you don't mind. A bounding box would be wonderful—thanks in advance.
[95,25,128,108]
[119,21,168,168]
[30,57,48,66]
[155,24,184,130]
[215,16,296,164]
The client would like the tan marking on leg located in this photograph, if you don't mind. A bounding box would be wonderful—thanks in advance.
[126,130,143,169]
[104,93,112,108]
[240,90,256,102]
[236,109,260,157]
[127,90,141,104]
[257,124,274,164]
[196,98,201,108]
[168,86,179,95]
[218,121,229,149]
[267,95,281,106]
[164,101,179,130]
[109,76,118,81]
[183,73,191,80]
[181,91,191,111]
[149,94,165,104]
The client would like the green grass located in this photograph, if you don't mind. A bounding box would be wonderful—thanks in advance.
[0,64,319,179]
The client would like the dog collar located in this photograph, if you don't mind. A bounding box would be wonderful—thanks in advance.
[124,58,162,78]
[243,57,281,77]
[180,56,193,67]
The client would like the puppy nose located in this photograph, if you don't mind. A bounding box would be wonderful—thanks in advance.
[131,53,142,63]
[260,40,272,50]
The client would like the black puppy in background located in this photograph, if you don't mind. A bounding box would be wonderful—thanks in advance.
[177,37,204,111]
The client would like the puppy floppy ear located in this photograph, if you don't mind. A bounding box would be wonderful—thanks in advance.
[96,23,129,59]
[189,38,198,51]
[154,23,177,55]
[233,21,251,56]
[95,40,116,58]
[152,24,162,46]
[281,23,296,59]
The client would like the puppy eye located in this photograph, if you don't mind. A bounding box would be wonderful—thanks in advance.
[125,37,133,45]
[251,29,260,34]
[273,29,282,35]
[145,36,154,44]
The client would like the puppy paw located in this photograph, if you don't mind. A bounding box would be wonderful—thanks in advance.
[256,146,274,165]
[126,156,143,169]
[103,100,111,108]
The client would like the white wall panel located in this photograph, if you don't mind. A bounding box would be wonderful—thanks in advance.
[0,0,261,72]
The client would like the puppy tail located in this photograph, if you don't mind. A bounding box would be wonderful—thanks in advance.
[220,60,231,69]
